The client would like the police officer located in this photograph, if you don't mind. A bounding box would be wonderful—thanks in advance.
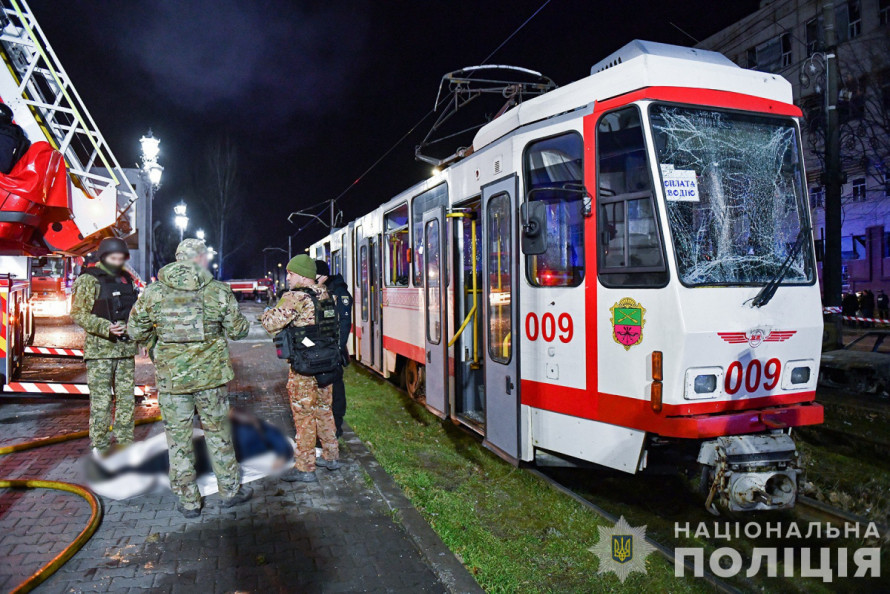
[315,260,352,437]
[262,255,340,482]
[71,237,138,457]
[128,239,252,517]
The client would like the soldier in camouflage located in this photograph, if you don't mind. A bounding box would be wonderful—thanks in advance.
[262,254,340,482]
[71,237,138,456]
[128,238,253,517]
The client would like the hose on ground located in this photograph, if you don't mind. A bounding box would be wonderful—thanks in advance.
[0,414,163,593]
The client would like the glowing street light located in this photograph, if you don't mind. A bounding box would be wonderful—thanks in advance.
[140,130,163,188]
[196,229,205,240]
[173,201,188,242]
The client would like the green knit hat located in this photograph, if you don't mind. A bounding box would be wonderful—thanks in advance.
[286,254,317,279]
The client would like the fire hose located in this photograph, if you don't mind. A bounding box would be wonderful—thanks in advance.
[0,414,162,593]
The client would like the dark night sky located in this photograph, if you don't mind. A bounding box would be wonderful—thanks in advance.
[30,0,760,278]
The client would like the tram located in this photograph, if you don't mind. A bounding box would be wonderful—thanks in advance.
[309,41,823,512]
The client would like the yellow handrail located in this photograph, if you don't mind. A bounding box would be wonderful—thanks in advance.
[445,213,479,364]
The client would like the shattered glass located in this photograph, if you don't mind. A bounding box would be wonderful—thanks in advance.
[649,105,813,286]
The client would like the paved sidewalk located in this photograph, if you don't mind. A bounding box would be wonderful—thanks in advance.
[0,305,463,592]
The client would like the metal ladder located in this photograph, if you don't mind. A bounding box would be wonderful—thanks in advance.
[0,0,136,209]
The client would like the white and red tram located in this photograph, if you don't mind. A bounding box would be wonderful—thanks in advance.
[310,41,823,512]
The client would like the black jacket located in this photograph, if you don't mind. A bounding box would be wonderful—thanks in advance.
[324,274,353,352]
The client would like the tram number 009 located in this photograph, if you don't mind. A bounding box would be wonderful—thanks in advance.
[724,358,781,395]
[525,312,573,343]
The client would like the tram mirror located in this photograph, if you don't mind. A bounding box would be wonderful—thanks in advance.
[520,201,547,255]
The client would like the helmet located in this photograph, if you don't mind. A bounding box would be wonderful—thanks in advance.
[97,237,130,260]
[175,238,208,261]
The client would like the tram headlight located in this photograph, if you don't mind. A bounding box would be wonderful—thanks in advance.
[684,366,723,400]
[693,374,718,394]
[790,367,810,385]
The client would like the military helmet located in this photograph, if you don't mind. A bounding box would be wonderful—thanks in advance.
[175,238,209,261]
[97,237,130,260]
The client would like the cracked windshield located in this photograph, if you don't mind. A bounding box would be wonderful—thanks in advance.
[649,104,813,286]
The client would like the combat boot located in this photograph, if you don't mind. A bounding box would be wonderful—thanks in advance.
[316,458,341,471]
[176,503,202,519]
[221,486,253,508]
[281,468,318,482]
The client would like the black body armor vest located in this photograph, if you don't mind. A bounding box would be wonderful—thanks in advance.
[81,266,138,323]
[273,288,341,383]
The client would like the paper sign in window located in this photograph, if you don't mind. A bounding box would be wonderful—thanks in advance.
[660,165,699,202]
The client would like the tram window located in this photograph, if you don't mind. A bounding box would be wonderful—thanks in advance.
[487,194,512,364]
[596,107,667,287]
[412,183,448,286]
[425,220,441,344]
[384,203,410,286]
[332,249,341,275]
[360,245,369,322]
[523,133,585,287]
[323,242,331,267]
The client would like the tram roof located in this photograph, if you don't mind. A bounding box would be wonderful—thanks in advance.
[472,40,794,152]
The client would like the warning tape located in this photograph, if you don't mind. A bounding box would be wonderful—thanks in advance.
[3,382,146,396]
[25,346,84,357]
[822,307,890,325]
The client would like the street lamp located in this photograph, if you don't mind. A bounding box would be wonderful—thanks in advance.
[196,229,205,240]
[174,202,189,242]
[140,129,163,279]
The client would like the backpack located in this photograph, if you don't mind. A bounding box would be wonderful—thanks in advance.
[0,103,30,175]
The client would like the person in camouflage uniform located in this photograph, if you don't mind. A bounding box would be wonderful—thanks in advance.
[128,238,253,517]
[262,254,339,482]
[71,238,138,455]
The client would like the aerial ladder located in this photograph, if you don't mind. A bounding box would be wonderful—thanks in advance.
[0,0,142,394]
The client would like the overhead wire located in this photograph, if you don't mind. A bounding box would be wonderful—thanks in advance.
[324,0,554,211]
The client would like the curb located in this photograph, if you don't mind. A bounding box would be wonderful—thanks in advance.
[342,424,484,594]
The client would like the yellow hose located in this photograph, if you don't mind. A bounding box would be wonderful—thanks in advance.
[0,479,102,594]
[0,414,163,592]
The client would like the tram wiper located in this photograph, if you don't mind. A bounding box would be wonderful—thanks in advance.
[750,225,811,308]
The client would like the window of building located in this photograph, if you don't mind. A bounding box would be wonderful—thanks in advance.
[852,177,867,201]
[523,132,585,287]
[597,107,667,287]
[747,33,791,73]
[781,33,792,67]
[881,0,890,25]
[487,193,512,364]
[842,235,867,259]
[360,245,369,321]
[746,47,757,69]
[412,184,448,287]
[384,203,410,286]
[810,186,825,208]
[848,0,862,38]
[806,18,822,55]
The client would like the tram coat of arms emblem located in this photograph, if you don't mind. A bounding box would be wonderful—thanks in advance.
[610,297,645,350]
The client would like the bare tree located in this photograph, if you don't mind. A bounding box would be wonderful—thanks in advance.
[804,36,890,202]
[200,135,241,280]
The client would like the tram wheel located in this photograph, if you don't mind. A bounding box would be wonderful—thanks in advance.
[404,360,425,400]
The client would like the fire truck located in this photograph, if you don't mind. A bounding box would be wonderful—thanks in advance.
[0,0,139,392]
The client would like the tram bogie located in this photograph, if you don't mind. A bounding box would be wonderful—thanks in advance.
[310,40,823,512]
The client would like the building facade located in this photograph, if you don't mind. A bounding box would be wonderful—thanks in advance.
[697,0,890,295]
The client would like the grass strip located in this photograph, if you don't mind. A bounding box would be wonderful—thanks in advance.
[344,366,709,593]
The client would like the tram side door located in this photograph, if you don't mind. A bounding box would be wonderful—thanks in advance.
[358,236,372,365]
[482,176,520,460]
[423,208,447,414]
[369,235,383,373]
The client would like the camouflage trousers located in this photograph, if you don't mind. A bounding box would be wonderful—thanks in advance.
[287,370,338,472]
[86,357,135,451]
[158,387,240,510]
